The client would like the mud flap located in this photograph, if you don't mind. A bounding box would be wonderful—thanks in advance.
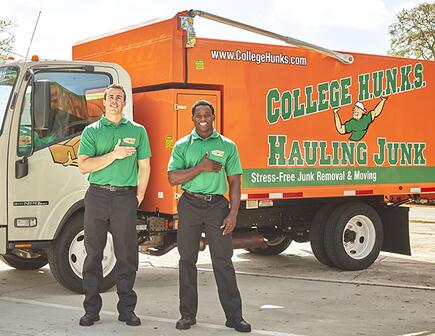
[375,205,411,255]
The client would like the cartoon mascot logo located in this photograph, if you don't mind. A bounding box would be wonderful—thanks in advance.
[333,96,388,141]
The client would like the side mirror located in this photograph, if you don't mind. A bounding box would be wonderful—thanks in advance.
[15,157,29,179]
[33,80,51,131]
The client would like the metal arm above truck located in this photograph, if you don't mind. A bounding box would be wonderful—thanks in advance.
[187,9,354,64]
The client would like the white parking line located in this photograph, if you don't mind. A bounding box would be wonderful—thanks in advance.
[0,296,305,336]
[397,332,432,336]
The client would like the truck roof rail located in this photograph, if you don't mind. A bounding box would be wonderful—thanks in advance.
[188,9,354,64]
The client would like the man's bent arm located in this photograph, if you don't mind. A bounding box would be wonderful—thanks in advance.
[78,139,136,174]
[137,158,151,204]
[78,153,116,174]
[168,154,222,186]
[168,165,203,186]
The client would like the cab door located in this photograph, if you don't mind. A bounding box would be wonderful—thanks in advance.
[0,66,20,253]
[7,66,116,242]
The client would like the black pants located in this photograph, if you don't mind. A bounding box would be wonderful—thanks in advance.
[177,192,243,321]
[82,185,138,316]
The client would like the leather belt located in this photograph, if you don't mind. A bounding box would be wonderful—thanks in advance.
[184,190,222,202]
[91,183,134,192]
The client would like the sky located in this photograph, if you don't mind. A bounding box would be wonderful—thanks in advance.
[1,0,431,60]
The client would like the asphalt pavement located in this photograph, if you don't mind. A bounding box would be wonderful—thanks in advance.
[0,213,434,336]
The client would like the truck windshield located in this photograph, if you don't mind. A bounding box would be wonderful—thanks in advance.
[0,67,18,133]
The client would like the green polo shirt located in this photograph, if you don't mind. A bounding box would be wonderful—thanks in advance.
[344,113,373,141]
[168,129,242,195]
[78,115,151,186]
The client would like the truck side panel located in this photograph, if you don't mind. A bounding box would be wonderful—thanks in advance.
[186,38,435,201]
[73,12,435,216]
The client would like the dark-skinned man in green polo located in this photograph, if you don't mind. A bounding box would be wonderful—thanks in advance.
[78,84,151,327]
[168,100,251,333]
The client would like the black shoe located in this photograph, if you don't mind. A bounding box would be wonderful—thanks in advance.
[225,318,251,332]
[79,313,100,326]
[175,317,197,330]
[118,312,141,326]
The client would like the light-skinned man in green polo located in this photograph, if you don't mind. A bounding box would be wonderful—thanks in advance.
[168,100,251,333]
[78,83,151,327]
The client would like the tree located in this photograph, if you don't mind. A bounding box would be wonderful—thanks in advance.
[0,19,15,60]
[388,3,435,60]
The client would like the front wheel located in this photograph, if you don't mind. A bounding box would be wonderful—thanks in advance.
[324,202,383,271]
[47,212,117,293]
[0,253,48,270]
[247,235,292,255]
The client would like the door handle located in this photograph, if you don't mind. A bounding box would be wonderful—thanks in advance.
[174,104,187,110]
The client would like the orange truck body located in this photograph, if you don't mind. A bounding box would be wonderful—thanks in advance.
[73,11,434,217]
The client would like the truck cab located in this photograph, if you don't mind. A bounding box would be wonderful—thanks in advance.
[0,60,131,291]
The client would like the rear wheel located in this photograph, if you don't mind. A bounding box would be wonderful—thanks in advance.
[324,202,383,270]
[247,235,292,255]
[0,253,48,270]
[47,212,117,293]
[309,204,337,267]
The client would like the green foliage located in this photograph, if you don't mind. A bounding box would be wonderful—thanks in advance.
[0,19,15,60]
[388,3,435,60]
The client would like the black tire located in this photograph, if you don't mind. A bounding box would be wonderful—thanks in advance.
[47,212,116,293]
[324,202,383,271]
[247,236,292,255]
[309,204,337,267]
[0,253,48,270]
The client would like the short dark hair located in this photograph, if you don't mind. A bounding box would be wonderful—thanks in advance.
[191,100,215,116]
[104,83,126,101]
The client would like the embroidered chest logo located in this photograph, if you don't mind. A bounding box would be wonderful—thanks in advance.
[211,150,225,157]
[123,137,136,145]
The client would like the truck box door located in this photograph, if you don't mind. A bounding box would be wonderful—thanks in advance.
[132,89,221,215]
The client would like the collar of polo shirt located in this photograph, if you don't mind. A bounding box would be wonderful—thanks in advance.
[191,128,219,141]
[101,114,128,127]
